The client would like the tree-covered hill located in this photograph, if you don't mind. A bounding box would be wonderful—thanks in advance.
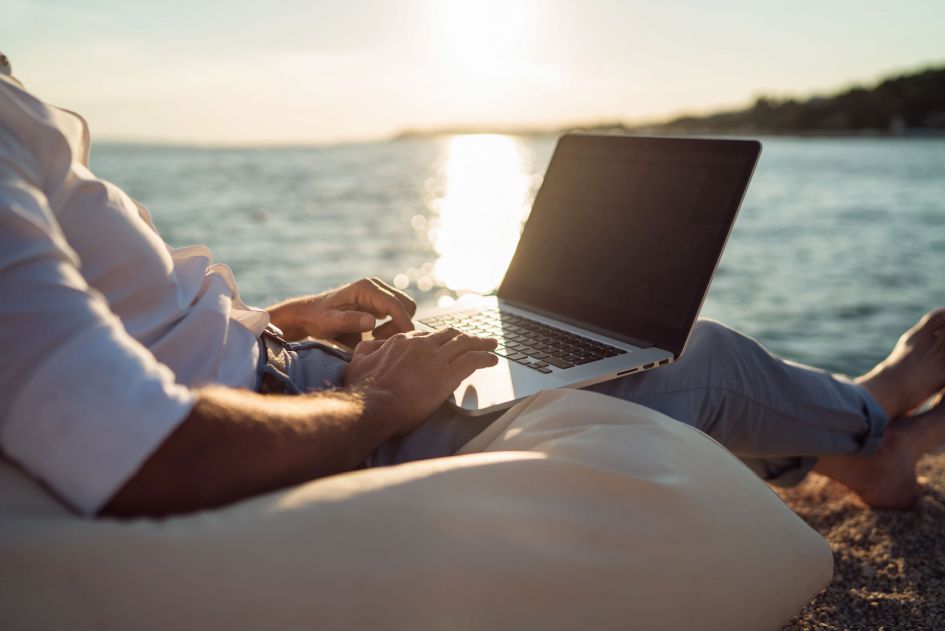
[397,63,945,139]
[605,64,945,136]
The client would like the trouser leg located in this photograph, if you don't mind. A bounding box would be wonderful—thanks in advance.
[587,319,889,485]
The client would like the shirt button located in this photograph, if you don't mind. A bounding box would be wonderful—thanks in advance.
[0,52,10,77]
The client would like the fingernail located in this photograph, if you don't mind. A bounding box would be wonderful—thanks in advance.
[360,315,375,330]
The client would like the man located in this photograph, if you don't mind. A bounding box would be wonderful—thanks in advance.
[2,59,944,519]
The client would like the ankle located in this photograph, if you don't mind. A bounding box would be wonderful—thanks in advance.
[856,367,901,419]
[814,434,921,510]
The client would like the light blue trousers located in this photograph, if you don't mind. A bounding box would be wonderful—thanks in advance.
[285,319,889,487]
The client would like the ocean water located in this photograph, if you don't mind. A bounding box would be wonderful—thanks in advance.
[90,136,945,377]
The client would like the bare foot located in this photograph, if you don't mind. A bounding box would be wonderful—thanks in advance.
[856,308,945,418]
[814,400,945,509]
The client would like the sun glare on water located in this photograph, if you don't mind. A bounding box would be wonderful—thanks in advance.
[428,135,535,297]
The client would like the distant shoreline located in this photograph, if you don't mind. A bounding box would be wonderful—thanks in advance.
[393,127,945,141]
[397,62,945,142]
[92,130,945,151]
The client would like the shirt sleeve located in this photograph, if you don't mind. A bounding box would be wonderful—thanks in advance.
[0,162,196,515]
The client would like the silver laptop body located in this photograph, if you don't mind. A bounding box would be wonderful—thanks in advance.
[416,134,761,416]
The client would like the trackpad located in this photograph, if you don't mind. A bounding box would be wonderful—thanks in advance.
[448,359,547,416]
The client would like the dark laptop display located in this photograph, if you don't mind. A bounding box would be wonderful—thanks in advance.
[499,134,760,357]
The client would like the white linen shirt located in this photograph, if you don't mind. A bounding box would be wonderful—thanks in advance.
[0,72,268,514]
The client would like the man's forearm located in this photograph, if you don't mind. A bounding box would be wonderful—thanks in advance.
[101,386,397,518]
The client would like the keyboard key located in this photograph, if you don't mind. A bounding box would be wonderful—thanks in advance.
[545,356,574,369]
[537,367,553,374]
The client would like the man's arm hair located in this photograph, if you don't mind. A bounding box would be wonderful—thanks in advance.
[101,329,497,518]
[100,386,396,518]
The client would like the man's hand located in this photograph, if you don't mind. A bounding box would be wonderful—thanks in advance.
[267,277,417,343]
[346,328,498,436]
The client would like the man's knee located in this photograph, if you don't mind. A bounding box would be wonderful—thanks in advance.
[679,319,742,366]
[672,319,770,402]
[689,318,737,345]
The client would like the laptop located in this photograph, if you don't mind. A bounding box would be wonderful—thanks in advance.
[415,133,761,415]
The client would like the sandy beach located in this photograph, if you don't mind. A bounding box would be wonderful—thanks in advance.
[780,447,945,630]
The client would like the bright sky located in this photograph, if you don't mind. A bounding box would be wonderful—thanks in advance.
[5,0,944,144]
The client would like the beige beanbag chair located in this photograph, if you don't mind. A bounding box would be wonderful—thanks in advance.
[0,389,831,630]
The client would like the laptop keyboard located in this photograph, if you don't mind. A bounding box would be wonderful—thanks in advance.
[418,307,626,373]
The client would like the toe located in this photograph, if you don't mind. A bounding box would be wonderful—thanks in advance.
[930,391,945,409]
[918,307,945,333]
[932,329,945,355]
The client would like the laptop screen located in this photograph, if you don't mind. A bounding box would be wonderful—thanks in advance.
[498,134,760,357]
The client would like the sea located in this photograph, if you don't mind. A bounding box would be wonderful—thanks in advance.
[90,135,945,378]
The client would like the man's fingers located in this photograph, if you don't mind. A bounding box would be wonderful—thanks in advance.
[327,309,376,333]
[357,279,414,334]
[370,277,417,317]
[352,339,385,358]
[425,327,464,345]
[375,320,433,339]
[451,351,500,379]
[373,319,408,340]
[439,333,497,360]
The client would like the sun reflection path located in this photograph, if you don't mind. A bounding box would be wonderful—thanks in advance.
[428,135,535,300]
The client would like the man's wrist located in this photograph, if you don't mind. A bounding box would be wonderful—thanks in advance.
[353,386,403,442]
[267,300,306,340]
